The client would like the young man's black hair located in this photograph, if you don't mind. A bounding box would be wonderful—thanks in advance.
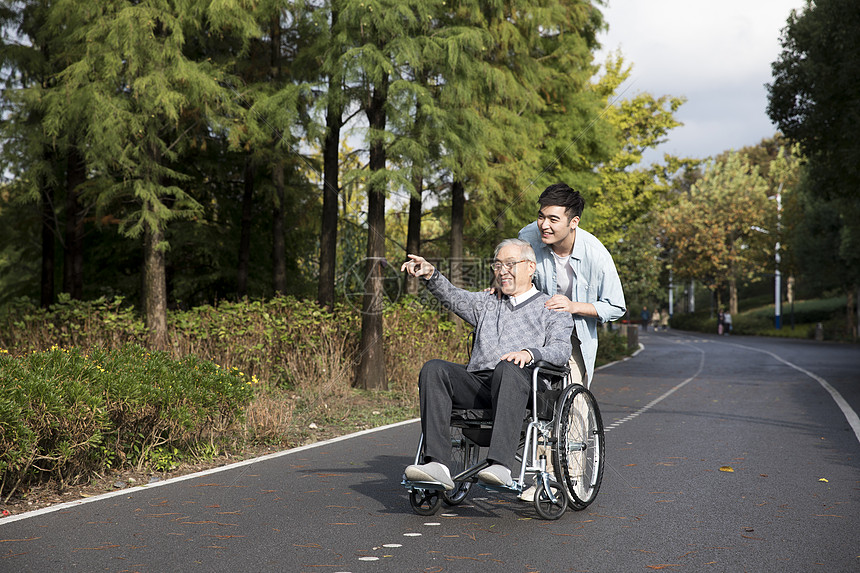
[538,182,585,220]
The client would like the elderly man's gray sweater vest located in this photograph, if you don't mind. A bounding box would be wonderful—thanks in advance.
[425,270,573,371]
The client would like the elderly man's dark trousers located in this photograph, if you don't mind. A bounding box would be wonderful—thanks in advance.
[418,359,531,472]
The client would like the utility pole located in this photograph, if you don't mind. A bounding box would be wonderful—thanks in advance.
[775,184,783,330]
[668,269,674,318]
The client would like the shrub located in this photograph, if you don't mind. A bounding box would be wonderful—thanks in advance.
[0,294,146,351]
[667,311,711,332]
[596,328,628,366]
[0,345,252,501]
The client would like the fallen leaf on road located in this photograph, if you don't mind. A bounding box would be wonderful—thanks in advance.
[719,466,734,473]
[818,478,828,483]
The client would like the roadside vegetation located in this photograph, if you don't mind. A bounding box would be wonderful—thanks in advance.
[0,296,631,507]
[668,295,850,341]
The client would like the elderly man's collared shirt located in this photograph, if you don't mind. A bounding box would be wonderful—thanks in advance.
[509,285,539,307]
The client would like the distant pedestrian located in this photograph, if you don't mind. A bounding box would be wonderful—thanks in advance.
[651,309,661,331]
[660,309,669,330]
[724,312,732,335]
[717,310,725,336]
[640,306,650,331]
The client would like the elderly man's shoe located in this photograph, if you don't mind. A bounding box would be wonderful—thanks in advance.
[404,462,455,491]
[477,464,513,486]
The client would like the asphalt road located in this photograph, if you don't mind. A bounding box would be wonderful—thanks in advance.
[2,330,859,573]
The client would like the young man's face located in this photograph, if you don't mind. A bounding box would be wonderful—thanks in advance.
[494,243,535,296]
[537,205,579,246]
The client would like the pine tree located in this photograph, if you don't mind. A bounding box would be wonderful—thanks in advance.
[1,0,82,306]
[43,0,258,348]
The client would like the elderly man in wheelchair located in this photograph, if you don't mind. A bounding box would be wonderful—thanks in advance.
[401,239,605,519]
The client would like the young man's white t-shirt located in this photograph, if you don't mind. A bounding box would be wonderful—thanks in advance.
[552,251,574,299]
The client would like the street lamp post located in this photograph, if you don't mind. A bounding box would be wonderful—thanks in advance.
[774,185,782,330]
[668,268,674,318]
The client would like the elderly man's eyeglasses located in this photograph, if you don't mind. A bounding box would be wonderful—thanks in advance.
[491,260,528,272]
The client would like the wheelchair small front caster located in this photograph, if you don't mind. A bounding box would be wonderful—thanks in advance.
[409,488,443,516]
[533,479,568,520]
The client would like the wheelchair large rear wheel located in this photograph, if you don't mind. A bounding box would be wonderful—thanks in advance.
[443,427,480,506]
[553,384,605,510]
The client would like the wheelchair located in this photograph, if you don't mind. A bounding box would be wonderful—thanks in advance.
[402,361,605,520]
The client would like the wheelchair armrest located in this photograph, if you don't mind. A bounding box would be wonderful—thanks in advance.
[533,360,569,378]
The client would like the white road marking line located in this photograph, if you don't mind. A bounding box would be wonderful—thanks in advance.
[604,341,706,433]
[720,340,860,445]
[1,418,420,525]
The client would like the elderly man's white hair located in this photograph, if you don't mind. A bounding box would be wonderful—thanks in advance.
[493,238,536,263]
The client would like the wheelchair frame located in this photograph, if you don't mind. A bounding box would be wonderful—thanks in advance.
[402,361,605,520]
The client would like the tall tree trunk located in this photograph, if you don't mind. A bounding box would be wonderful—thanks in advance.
[40,179,55,308]
[847,287,857,340]
[318,9,341,309]
[237,155,255,297]
[495,207,505,242]
[856,285,860,341]
[450,180,465,287]
[405,87,426,297]
[729,277,738,317]
[318,90,341,307]
[63,146,86,299]
[405,173,423,295]
[272,162,286,295]
[143,219,168,350]
[270,15,286,296]
[354,76,388,390]
[447,180,465,326]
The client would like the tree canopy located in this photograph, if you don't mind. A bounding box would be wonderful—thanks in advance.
[767,0,860,201]
[7,0,785,383]
[767,0,860,335]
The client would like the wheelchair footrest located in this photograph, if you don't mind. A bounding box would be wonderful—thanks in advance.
[478,482,523,495]
[401,479,447,492]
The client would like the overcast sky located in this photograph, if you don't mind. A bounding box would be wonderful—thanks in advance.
[594,0,807,165]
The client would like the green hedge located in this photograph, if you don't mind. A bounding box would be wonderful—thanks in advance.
[667,296,848,339]
[0,345,252,500]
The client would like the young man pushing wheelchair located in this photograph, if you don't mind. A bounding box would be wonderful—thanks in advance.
[400,238,574,491]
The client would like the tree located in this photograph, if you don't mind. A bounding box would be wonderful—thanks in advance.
[302,1,355,309]
[456,0,614,249]
[767,0,860,337]
[767,0,860,201]
[1,0,76,307]
[589,53,691,305]
[590,53,689,244]
[658,152,772,316]
[340,0,429,390]
[44,0,258,349]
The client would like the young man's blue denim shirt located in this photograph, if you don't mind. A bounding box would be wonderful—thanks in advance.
[519,221,627,383]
